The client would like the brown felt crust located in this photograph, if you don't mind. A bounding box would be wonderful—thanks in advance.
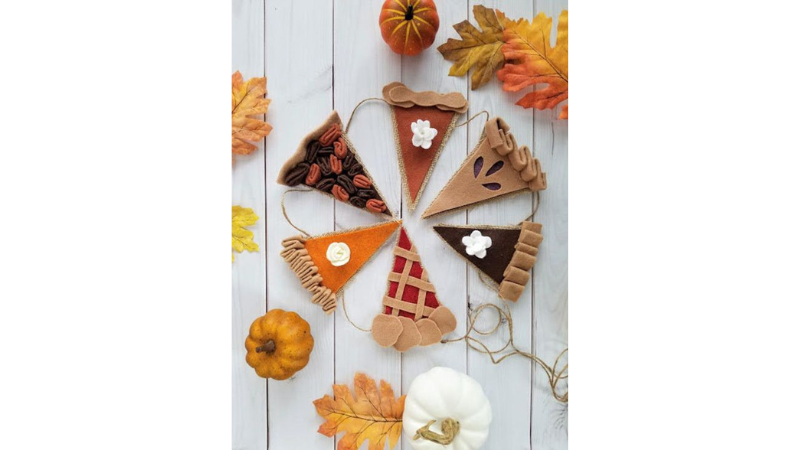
[276,110,395,218]
[394,316,422,352]
[382,82,468,113]
[279,235,338,313]
[391,105,460,211]
[498,221,543,302]
[371,314,403,347]
[420,117,547,219]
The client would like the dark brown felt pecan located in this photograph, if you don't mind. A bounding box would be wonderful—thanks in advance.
[319,123,342,146]
[349,197,367,208]
[305,141,321,162]
[284,162,310,186]
[366,199,387,213]
[329,154,342,175]
[342,152,356,169]
[357,188,376,199]
[336,175,356,194]
[331,184,349,202]
[353,174,371,188]
[317,157,332,176]
[318,145,334,156]
[305,163,321,185]
[333,137,348,159]
[316,178,335,192]
[347,163,363,177]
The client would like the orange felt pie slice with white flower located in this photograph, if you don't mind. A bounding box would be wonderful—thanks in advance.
[280,221,401,313]
[421,117,547,219]
[383,82,468,211]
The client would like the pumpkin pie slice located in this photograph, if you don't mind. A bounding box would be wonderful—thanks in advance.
[280,220,401,313]
[433,221,543,302]
[277,111,394,217]
[371,227,457,352]
[421,117,547,219]
[382,82,468,211]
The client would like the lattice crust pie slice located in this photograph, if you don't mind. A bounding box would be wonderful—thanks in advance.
[277,111,394,217]
[421,117,548,219]
[371,227,457,352]
[382,82,468,211]
[280,220,401,314]
[433,221,543,302]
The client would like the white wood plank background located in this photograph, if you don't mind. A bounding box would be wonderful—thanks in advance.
[232,1,567,448]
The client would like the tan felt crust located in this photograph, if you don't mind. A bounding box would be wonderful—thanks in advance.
[394,316,422,352]
[497,221,543,302]
[416,318,443,346]
[280,235,338,313]
[428,306,457,335]
[371,314,403,347]
[382,81,469,114]
[421,117,547,219]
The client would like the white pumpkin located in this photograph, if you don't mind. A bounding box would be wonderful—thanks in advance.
[403,367,492,450]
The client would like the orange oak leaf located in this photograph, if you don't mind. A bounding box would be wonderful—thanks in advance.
[232,71,272,159]
[497,10,568,119]
[437,5,515,90]
[313,373,405,450]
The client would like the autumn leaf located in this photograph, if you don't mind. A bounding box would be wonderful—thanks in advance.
[232,205,259,261]
[313,373,405,450]
[232,71,272,160]
[497,10,568,119]
[437,5,515,90]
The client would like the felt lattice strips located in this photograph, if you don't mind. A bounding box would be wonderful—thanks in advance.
[277,111,393,217]
[371,227,457,352]
[383,82,468,211]
[281,221,401,313]
[433,221,543,301]
[421,117,547,219]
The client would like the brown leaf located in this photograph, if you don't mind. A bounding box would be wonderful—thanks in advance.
[232,71,272,160]
[497,10,568,118]
[313,373,405,450]
[437,5,513,90]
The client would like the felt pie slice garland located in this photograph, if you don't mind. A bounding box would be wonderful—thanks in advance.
[421,117,547,219]
[277,111,393,217]
[371,227,457,352]
[433,221,543,302]
[382,82,468,211]
[280,220,401,313]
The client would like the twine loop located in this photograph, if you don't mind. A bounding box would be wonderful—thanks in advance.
[414,418,460,445]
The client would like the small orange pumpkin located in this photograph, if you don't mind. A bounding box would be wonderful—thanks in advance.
[245,309,314,380]
[379,0,439,56]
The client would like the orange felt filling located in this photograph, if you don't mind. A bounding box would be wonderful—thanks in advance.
[303,221,401,293]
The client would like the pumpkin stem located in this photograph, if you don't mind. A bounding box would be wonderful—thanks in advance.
[404,5,414,20]
[413,418,460,445]
[255,340,276,354]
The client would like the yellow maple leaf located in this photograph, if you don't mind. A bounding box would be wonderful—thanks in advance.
[232,71,272,160]
[497,10,568,119]
[232,206,259,261]
[437,5,513,90]
[313,373,405,450]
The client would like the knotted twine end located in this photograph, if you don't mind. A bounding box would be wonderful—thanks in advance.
[413,418,460,445]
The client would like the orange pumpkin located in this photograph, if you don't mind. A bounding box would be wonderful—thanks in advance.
[379,0,439,56]
[245,309,314,380]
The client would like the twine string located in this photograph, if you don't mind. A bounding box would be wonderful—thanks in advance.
[340,295,371,332]
[345,97,389,134]
[454,110,489,128]
[280,189,313,237]
[522,191,542,222]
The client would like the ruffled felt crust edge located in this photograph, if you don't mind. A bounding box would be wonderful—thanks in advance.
[371,306,457,352]
[485,117,548,192]
[498,221,544,302]
[382,81,469,113]
[280,235,338,313]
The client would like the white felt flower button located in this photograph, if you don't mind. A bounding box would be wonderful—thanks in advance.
[411,119,438,149]
[326,242,351,267]
[462,230,492,259]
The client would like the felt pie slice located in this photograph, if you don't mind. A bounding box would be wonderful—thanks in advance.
[382,82,468,211]
[433,221,543,302]
[370,227,457,352]
[421,117,547,219]
[277,111,393,217]
[280,220,401,313]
